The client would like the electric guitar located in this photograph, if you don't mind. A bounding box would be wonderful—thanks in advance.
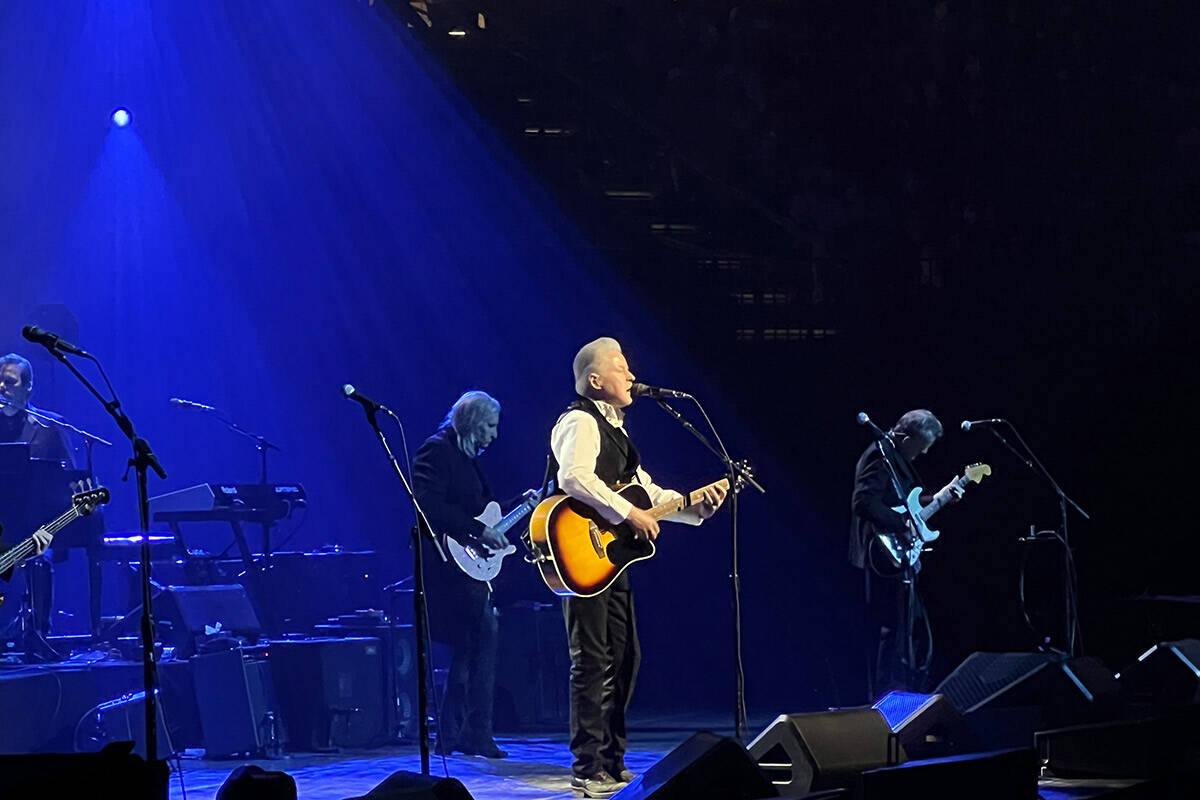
[528,476,738,597]
[0,482,111,607]
[875,463,991,570]
[444,481,554,583]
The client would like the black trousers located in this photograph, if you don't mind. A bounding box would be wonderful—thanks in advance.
[428,568,499,748]
[563,574,640,779]
[864,565,929,698]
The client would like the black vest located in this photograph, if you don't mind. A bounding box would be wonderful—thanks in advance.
[556,397,640,486]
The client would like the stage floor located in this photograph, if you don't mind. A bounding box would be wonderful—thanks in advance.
[163,713,1167,800]
[167,719,710,800]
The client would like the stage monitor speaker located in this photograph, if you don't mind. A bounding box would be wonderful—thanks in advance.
[612,731,775,800]
[270,637,386,751]
[1035,706,1200,779]
[871,692,972,759]
[345,769,474,799]
[748,708,893,794]
[933,652,1119,747]
[1117,638,1200,711]
[859,747,1038,800]
[0,742,169,798]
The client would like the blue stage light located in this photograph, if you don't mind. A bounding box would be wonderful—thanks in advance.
[111,108,131,128]
[872,691,939,731]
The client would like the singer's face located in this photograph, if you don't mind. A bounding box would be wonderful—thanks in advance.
[0,363,31,415]
[590,351,635,408]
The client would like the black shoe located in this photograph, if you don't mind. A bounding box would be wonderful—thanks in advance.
[460,740,508,758]
[571,771,627,798]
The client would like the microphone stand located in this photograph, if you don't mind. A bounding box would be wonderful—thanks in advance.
[38,346,168,794]
[986,422,1089,655]
[349,399,445,775]
[653,397,763,741]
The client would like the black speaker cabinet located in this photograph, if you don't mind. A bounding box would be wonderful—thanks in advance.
[748,709,893,794]
[155,584,262,657]
[933,652,1119,747]
[269,636,386,751]
[1036,706,1200,779]
[0,742,169,798]
[345,769,474,799]
[1118,639,1200,710]
[192,648,281,757]
[860,747,1039,800]
[612,732,776,800]
[871,692,973,759]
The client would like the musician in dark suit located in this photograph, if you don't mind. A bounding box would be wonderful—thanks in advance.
[551,338,725,799]
[413,390,510,759]
[0,354,72,466]
[850,409,961,697]
[1,354,66,558]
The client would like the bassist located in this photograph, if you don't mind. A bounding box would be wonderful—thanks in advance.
[850,409,963,696]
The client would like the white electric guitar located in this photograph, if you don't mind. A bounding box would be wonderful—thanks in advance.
[875,463,991,570]
[443,481,554,583]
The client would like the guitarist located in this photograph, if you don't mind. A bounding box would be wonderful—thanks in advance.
[551,337,725,799]
[850,409,963,697]
[413,390,511,759]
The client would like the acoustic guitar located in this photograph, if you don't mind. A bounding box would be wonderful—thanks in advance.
[528,478,731,597]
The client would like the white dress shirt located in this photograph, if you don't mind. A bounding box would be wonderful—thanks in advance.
[551,398,704,526]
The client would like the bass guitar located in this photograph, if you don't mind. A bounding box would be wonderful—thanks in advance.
[444,481,554,583]
[875,463,991,570]
[0,482,111,607]
[528,477,732,597]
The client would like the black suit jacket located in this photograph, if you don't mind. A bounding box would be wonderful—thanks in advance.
[412,427,493,546]
[848,441,921,570]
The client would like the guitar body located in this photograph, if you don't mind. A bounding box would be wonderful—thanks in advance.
[873,463,992,571]
[443,501,518,583]
[529,484,655,597]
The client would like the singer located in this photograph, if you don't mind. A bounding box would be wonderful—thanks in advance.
[849,409,962,696]
[549,337,725,798]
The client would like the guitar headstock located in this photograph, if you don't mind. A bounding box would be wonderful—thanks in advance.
[963,463,992,484]
[731,460,755,493]
[70,479,112,516]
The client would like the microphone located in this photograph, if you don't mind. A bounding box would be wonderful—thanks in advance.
[22,325,89,357]
[856,412,890,440]
[961,418,1004,432]
[631,382,691,399]
[169,397,217,413]
[342,383,389,414]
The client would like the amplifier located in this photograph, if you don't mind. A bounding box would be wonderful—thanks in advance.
[268,637,387,751]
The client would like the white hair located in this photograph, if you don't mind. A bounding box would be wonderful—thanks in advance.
[573,337,622,396]
[439,390,500,457]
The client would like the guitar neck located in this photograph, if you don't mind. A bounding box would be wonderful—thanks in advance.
[493,498,536,537]
[918,474,970,523]
[0,507,81,573]
[646,479,730,521]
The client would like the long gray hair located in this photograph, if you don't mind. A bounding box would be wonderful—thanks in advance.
[440,390,500,457]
